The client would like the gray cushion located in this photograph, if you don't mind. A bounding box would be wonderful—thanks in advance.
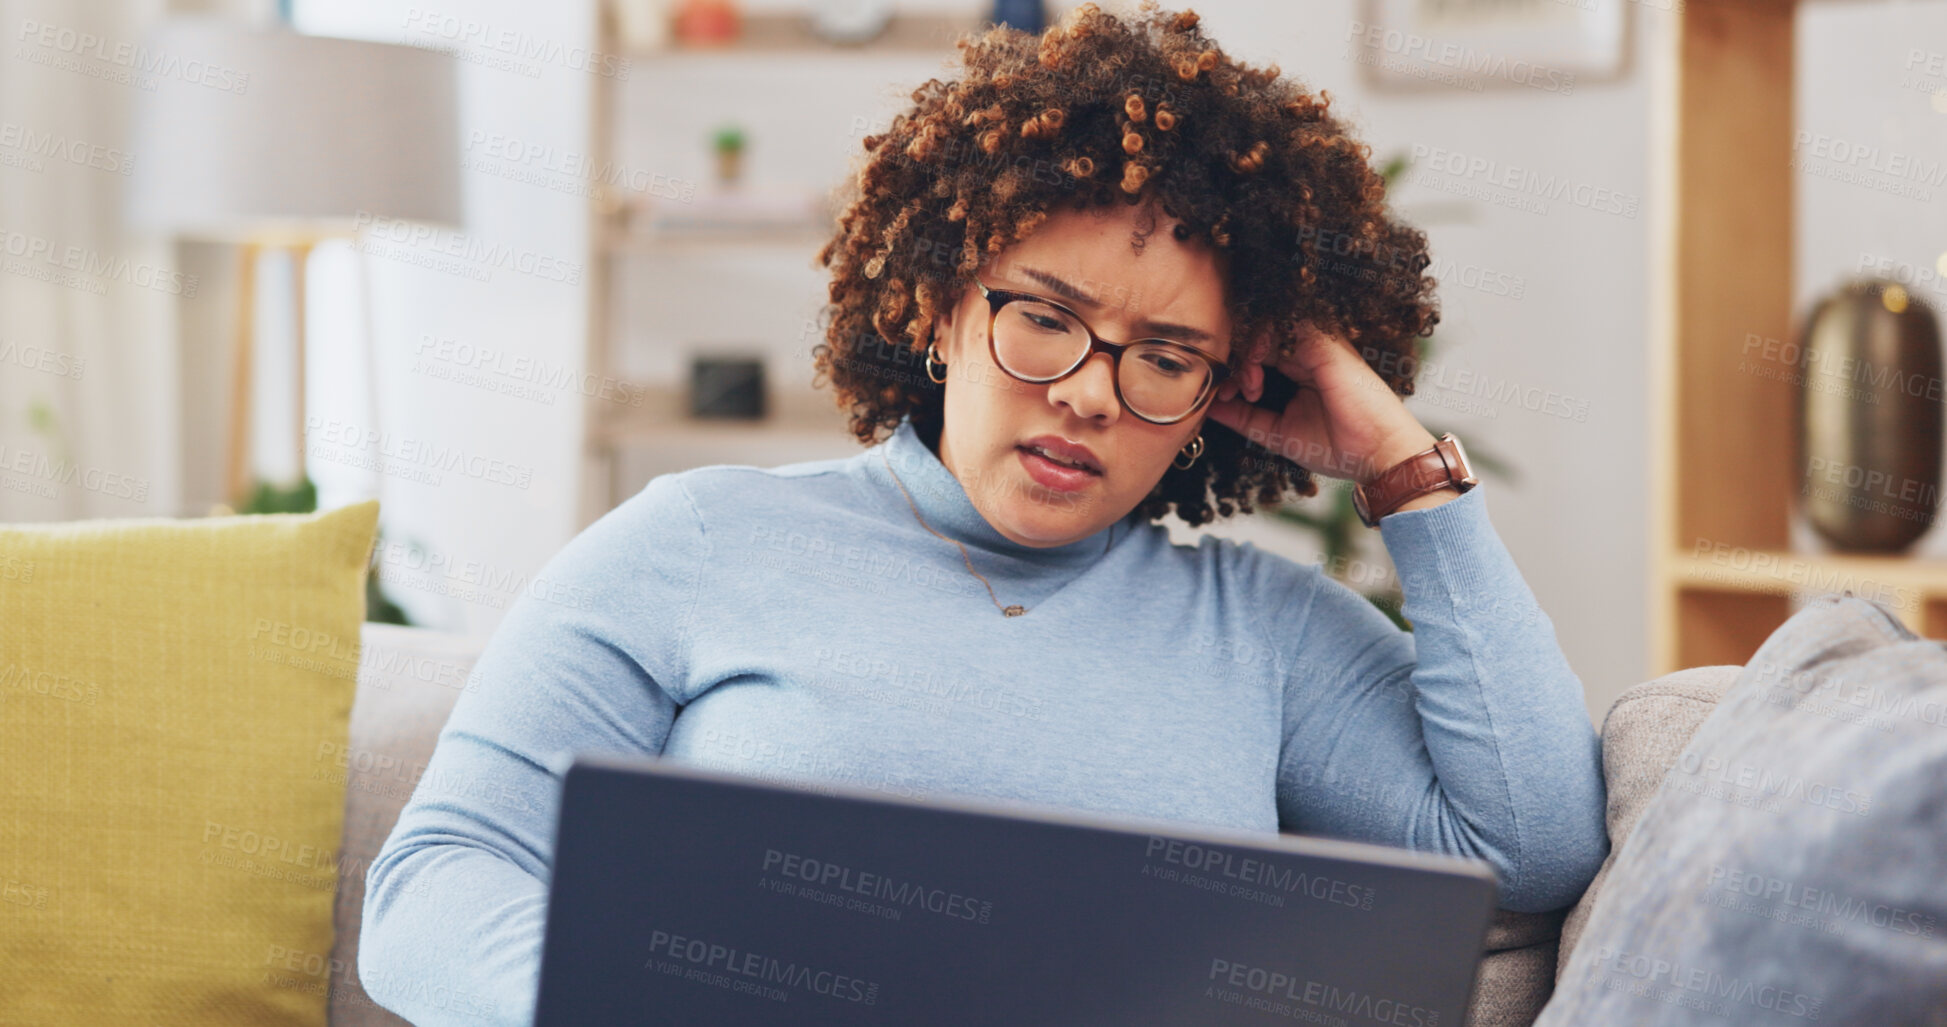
[1539,595,1947,1025]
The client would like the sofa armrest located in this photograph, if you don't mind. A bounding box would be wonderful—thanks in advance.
[331,622,488,1026]
[1555,664,1743,974]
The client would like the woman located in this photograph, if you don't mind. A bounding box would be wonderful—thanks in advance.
[360,4,1607,1023]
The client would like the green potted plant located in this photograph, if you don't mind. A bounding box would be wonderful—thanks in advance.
[231,475,413,626]
[712,123,746,185]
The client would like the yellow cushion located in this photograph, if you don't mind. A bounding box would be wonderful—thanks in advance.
[0,500,379,1026]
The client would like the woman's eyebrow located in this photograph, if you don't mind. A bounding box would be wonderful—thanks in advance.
[1017,266,1220,349]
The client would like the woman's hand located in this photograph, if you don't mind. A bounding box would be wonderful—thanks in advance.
[1204,320,1436,484]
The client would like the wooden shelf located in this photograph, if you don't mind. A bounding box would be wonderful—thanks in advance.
[1672,549,1947,599]
[631,13,982,57]
[1667,548,1947,628]
[592,381,862,497]
[592,381,850,449]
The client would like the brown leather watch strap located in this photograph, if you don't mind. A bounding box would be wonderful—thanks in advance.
[1352,433,1478,527]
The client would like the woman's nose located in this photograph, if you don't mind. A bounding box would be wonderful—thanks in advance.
[1047,351,1121,422]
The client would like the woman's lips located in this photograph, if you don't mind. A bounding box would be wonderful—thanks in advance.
[1017,445,1100,492]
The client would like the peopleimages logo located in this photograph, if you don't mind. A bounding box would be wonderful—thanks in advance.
[1672,751,1873,816]
[644,928,880,1004]
[1345,21,1574,94]
[1407,145,1639,218]
[462,131,688,200]
[1207,958,1438,1026]
[413,334,645,407]
[14,19,251,93]
[0,227,197,296]
[0,338,85,379]
[351,211,582,285]
[0,443,150,502]
[306,415,535,490]
[0,660,100,707]
[1791,130,1945,202]
[1704,864,1937,939]
[1749,657,1947,729]
[761,848,994,924]
[1147,837,1375,910]
[1590,946,1822,1019]
[401,8,630,80]
[0,122,134,176]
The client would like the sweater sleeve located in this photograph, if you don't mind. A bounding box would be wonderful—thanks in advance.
[358,474,709,1026]
[1270,484,1607,913]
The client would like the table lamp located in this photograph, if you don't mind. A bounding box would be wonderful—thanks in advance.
[126,17,461,507]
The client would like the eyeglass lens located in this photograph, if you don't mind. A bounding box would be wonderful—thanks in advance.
[992,297,1211,421]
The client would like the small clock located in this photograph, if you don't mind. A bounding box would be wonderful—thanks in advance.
[810,0,894,45]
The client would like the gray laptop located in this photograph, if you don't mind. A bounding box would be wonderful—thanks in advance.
[534,754,1499,1026]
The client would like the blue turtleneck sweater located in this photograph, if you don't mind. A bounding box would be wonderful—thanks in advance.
[360,415,1607,1026]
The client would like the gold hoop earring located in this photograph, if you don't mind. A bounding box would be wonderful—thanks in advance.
[1173,433,1204,469]
[924,341,948,385]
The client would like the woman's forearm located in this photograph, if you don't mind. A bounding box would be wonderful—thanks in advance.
[1381,484,1608,906]
[1276,484,1608,912]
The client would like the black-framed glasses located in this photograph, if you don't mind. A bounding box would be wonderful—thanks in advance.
[976,278,1233,425]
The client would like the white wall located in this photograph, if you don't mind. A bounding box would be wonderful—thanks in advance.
[292,0,594,635]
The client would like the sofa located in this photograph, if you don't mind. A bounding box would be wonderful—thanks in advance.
[327,621,1746,1027]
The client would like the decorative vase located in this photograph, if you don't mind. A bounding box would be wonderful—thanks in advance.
[1796,280,1943,553]
[673,0,740,47]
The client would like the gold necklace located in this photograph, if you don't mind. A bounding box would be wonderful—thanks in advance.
[880,444,1120,616]
[881,446,1030,617]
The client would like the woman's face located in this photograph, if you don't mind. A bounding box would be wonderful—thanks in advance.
[931,199,1233,548]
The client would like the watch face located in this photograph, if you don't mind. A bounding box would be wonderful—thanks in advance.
[1352,484,1372,525]
[1444,433,1480,486]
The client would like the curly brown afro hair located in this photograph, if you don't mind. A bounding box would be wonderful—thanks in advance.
[811,0,1438,527]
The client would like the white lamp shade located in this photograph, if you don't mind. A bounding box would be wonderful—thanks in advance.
[126,19,461,240]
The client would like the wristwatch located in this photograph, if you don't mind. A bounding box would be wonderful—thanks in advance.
[1352,432,1479,528]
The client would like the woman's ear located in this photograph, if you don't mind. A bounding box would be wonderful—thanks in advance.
[932,309,954,360]
[931,278,974,358]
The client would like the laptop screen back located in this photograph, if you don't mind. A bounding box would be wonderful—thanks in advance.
[535,755,1498,1026]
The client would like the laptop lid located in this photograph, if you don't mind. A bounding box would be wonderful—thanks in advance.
[535,754,1499,1026]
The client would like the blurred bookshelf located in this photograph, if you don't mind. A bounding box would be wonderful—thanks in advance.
[595,380,853,493]
[1648,0,1947,674]
[624,11,981,56]
[578,6,986,524]
[601,183,835,253]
